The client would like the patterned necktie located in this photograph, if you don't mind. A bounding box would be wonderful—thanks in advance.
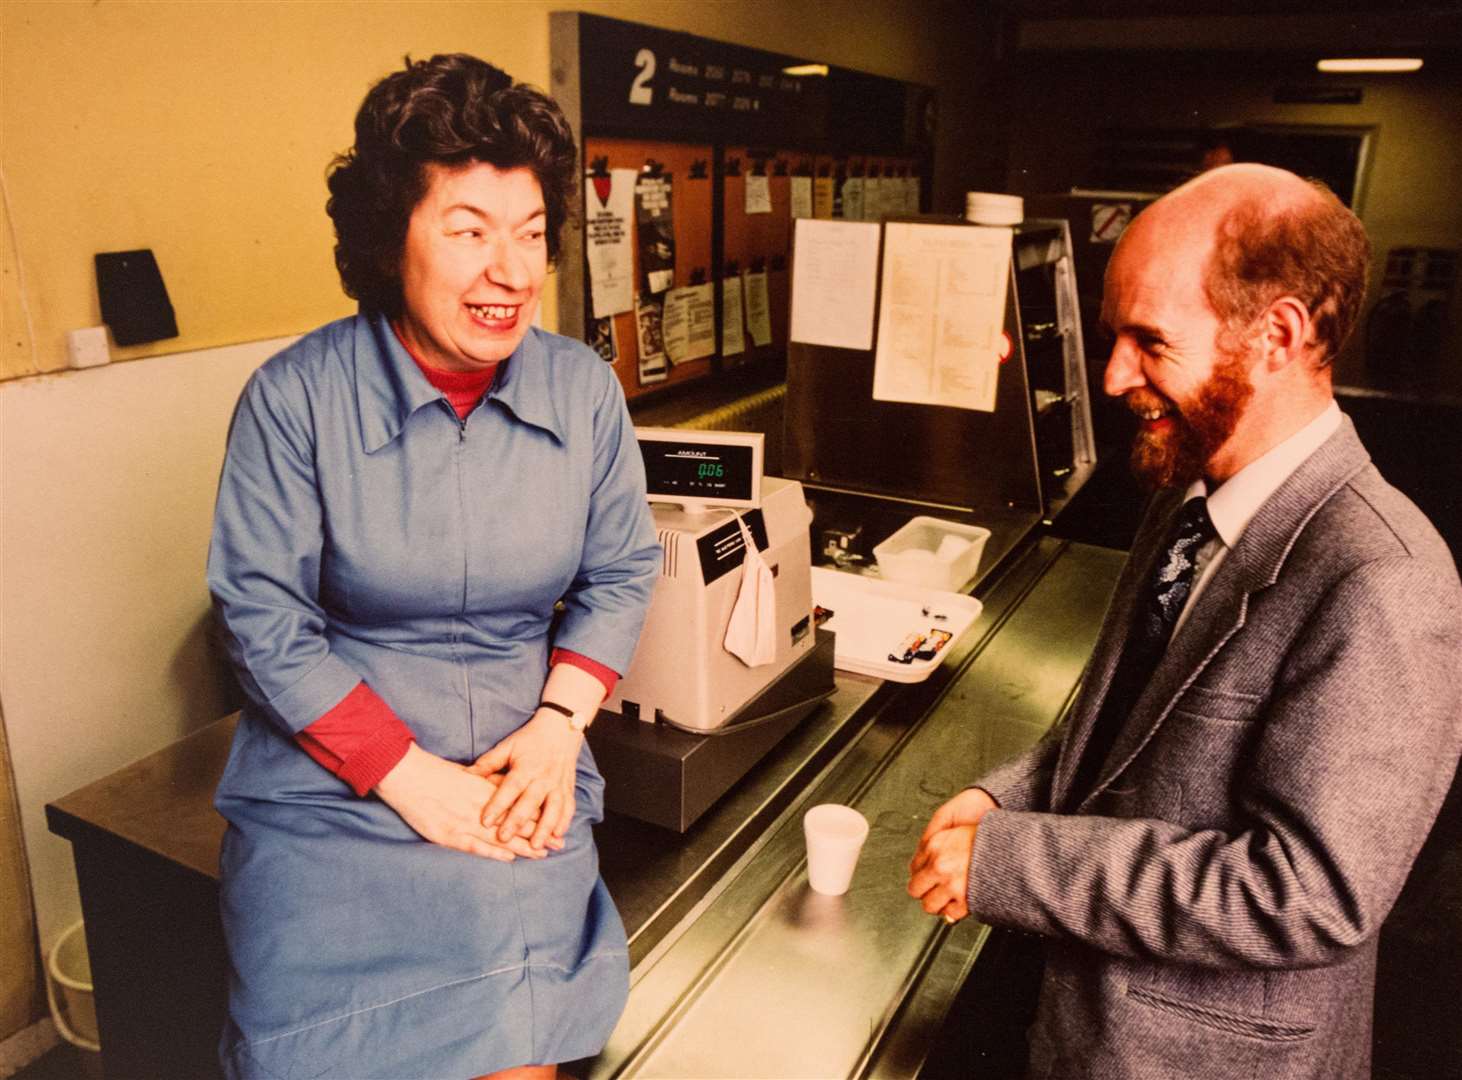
[1072,496,1216,801]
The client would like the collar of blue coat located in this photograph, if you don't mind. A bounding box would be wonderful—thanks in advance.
[354,309,566,452]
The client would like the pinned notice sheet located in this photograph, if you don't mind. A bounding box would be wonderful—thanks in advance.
[744,173,772,215]
[584,167,636,318]
[873,222,1013,413]
[743,271,773,347]
[721,275,746,356]
[789,176,813,219]
[813,176,835,219]
[662,283,716,364]
[789,219,880,352]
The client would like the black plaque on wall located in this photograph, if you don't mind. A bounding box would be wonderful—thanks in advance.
[573,13,931,153]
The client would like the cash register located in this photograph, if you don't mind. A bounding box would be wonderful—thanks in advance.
[585,427,836,830]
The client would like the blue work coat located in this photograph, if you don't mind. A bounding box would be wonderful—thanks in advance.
[207,312,659,1078]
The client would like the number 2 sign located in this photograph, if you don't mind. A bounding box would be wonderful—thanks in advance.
[629,48,655,105]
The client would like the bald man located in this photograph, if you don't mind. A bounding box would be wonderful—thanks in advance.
[909,165,1462,1079]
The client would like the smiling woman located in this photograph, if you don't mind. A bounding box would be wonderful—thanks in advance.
[206,54,660,1080]
[397,162,548,372]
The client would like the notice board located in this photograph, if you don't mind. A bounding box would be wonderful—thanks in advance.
[552,12,935,402]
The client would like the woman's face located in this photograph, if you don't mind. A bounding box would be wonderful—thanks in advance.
[396,161,548,372]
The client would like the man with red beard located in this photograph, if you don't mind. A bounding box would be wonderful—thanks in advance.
[909,164,1462,1079]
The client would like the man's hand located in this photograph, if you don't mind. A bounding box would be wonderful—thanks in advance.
[908,788,999,921]
[469,710,581,851]
[374,743,544,861]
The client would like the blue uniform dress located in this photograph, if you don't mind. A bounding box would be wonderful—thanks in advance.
[207,312,659,1080]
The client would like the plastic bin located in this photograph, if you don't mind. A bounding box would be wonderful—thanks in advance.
[46,919,101,1053]
[874,516,991,592]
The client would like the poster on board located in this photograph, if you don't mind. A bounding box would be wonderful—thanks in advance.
[635,294,669,383]
[584,167,637,318]
[635,173,676,295]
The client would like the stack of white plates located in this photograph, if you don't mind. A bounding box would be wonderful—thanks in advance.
[964,191,1024,226]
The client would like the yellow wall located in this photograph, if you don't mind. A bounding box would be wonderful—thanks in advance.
[0,0,988,1002]
[0,0,984,380]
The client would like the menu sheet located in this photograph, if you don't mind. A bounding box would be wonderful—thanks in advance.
[872,223,1012,413]
[788,219,880,352]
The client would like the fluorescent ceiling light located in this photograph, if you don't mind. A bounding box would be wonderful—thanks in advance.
[782,63,829,77]
[1316,58,1423,73]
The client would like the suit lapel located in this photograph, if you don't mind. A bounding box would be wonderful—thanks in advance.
[1051,487,1183,810]
[1066,417,1373,812]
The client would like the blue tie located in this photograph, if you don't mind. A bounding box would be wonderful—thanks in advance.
[1072,496,1216,800]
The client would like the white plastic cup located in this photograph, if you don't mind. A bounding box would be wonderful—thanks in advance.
[803,804,870,896]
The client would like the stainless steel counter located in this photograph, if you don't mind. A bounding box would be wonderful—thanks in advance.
[47,536,1123,1080]
[592,537,1125,1078]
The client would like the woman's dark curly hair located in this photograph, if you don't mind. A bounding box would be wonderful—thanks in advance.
[325,53,577,317]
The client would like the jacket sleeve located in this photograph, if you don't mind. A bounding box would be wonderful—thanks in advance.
[206,365,364,735]
[968,553,1462,970]
[969,721,1065,812]
[549,363,660,675]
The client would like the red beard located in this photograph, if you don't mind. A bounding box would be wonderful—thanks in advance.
[1128,350,1254,491]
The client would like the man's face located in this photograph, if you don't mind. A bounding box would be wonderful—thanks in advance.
[1100,214,1257,490]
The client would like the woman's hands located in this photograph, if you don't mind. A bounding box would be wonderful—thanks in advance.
[469,709,581,852]
[469,661,608,852]
[374,743,547,861]
[908,787,999,922]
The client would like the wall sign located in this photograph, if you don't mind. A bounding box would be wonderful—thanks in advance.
[570,13,930,153]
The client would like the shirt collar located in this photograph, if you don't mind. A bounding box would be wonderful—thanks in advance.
[1184,400,1342,549]
[355,311,565,452]
[485,325,565,443]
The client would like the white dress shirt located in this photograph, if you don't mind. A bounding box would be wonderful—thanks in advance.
[1171,400,1342,640]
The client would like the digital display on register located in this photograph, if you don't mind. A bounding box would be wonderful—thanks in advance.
[641,441,756,503]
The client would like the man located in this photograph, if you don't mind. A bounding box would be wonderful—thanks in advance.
[908,164,1462,1079]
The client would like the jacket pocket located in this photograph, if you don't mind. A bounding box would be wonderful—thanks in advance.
[1127,984,1315,1043]
[1170,681,1263,723]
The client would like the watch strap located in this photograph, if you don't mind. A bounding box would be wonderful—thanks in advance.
[539,700,588,731]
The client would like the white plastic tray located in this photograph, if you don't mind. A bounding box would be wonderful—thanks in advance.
[811,566,983,683]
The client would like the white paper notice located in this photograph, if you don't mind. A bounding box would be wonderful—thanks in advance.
[789,219,880,351]
[863,177,884,222]
[636,295,668,384]
[744,173,772,215]
[873,223,1013,413]
[813,176,835,219]
[721,275,746,356]
[743,271,773,347]
[662,283,716,364]
[899,176,919,214]
[584,168,636,318]
[789,176,813,219]
[840,176,864,221]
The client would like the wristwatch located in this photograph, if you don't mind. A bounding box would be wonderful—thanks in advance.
[539,700,589,732]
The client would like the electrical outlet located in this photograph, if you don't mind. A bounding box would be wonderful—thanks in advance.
[67,326,111,369]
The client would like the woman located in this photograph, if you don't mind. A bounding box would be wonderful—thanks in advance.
[207,54,659,1079]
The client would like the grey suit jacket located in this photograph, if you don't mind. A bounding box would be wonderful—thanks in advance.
[968,416,1462,1080]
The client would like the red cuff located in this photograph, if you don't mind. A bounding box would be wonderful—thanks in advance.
[550,648,619,697]
[295,682,415,796]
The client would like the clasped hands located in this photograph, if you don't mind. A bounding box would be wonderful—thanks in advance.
[374,706,582,862]
[907,787,998,923]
